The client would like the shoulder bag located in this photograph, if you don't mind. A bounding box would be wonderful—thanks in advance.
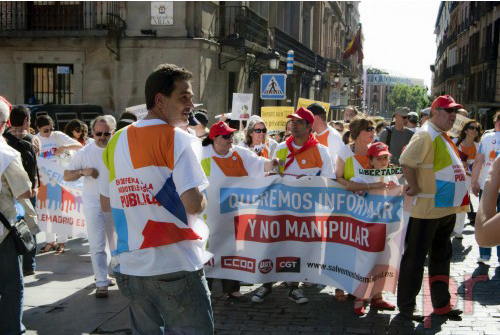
[0,210,36,256]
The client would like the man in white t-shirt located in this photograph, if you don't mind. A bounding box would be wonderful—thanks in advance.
[308,102,344,168]
[471,110,500,264]
[64,115,117,298]
[100,64,213,334]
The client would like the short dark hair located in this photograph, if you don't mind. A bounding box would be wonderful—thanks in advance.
[307,103,327,122]
[9,105,30,127]
[120,111,138,121]
[35,114,54,129]
[145,64,193,110]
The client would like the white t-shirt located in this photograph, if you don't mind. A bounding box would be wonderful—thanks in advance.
[100,119,210,276]
[35,131,79,164]
[67,142,105,208]
[273,141,336,179]
[314,125,345,166]
[478,131,500,190]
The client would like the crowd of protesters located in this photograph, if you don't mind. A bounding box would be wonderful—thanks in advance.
[1,63,500,334]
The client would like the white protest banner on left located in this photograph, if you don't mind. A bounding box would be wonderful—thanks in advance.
[126,104,148,120]
[36,158,87,238]
[203,175,409,299]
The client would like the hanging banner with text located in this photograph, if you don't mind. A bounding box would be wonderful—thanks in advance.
[297,98,331,118]
[204,175,410,299]
[36,158,87,238]
[261,106,294,132]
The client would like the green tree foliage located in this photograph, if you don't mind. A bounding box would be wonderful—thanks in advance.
[387,84,430,113]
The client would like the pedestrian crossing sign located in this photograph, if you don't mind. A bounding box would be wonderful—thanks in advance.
[260,73,286,100]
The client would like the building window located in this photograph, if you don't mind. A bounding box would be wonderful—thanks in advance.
[25,63,74,104]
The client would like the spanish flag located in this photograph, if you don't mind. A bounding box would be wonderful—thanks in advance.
[343,29,363,64]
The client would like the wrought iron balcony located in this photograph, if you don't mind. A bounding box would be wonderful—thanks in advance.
[271,26,316,70]
[0,1,126,33]
[217,5,268,50]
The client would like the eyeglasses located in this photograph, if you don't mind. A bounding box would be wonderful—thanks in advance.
[42,128,53,133]
[467,126,479,131]
[74,129,82,133]
[221,134,233,140]
[94,132,112,137]
[253,128,267,134]
[365,126,375,132]
[400,115,408,119]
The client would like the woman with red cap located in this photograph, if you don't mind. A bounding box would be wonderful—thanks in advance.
[335,115,396,316]
[201,121,278,301]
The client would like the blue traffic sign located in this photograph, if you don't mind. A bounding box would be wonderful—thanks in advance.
[260,73,286,100]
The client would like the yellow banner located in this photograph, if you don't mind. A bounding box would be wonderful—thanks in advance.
[297,98,330,118]
[261,106,294,131]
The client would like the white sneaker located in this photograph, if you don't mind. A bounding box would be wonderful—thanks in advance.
[251,286,271,303]
[288,288,308,304]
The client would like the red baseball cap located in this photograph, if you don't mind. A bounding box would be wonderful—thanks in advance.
[209,121,237,139]
[431,95,463,112]
[367,142,391,158]
[287,107,315,125]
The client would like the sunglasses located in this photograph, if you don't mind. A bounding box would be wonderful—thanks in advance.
[74,129,82,133]
[94,131,112,137]
[42,128,53,133]
[467,126,479,131]
[221,134,233,140]
[365,126,375,132]
[438,107,458,114]
[253,128,267,134]
[400,115,408,119]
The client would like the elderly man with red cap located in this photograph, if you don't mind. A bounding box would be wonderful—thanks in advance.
[251,107,335,305]
[397,95,469,322]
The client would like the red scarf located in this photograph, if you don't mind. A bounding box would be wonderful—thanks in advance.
[284,133,319,171]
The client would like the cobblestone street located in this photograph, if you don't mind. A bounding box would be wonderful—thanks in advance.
[23,195,500,334]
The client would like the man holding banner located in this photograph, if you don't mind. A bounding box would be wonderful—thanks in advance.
[251,107,335,304]
[64,115,117,298]
[397,95,468,322]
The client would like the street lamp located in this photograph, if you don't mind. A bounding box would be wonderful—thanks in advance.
[341,83,348,95]
[334,73,340,83]
[350,86,355,94]
[314,70,321,82]
[269,51,280,70]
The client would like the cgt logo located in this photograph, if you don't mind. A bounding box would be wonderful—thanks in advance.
[258,259,273,274]
[221,256,256,273]
[276,257,301,273]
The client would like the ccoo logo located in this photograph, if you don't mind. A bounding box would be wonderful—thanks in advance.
[258,259,273,274]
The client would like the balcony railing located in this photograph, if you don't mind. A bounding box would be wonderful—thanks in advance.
[272,26,316,69]
[218,6,268,49]
[0,1,126,32]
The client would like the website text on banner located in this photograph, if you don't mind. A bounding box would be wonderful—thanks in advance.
[261,106,294,132]
[36,158,87,238]
[203,175,410,299]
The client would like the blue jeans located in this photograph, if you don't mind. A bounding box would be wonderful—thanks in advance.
[0,234,25,335]
[21,196,37,273]
[478,190,500,261]
[114,268,214,335]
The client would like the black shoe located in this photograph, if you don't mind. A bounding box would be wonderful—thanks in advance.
[399,310,425,322]
[23,270,35,276]
[433,308,463,320]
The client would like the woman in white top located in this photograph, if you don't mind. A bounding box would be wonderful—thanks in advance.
[201,121,277,301]
[239,116,278,159]
[35,115,82,253]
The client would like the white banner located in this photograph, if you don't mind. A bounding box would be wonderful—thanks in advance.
[36,158,87,238]
[204,175,410,299]
[231,93,253,120]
